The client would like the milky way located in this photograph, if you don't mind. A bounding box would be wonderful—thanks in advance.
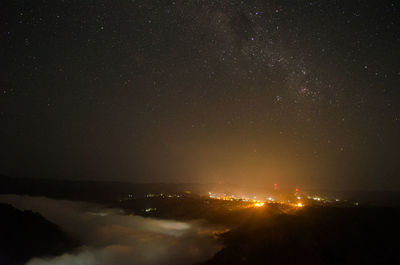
[1,1,399,189]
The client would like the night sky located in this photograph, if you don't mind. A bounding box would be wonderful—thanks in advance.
[1,0,399,190]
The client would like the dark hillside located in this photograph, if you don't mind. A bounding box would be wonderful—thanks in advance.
[0,203,78,265]
[204,207,400,265]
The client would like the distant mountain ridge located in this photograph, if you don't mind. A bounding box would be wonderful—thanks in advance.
[1,175,400,207]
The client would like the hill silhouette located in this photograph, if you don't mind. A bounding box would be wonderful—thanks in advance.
[0,203,78,265]
[204,206,400,265]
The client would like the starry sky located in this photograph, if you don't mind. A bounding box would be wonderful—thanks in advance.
[1,0,399,190]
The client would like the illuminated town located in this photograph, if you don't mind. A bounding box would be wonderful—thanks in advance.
[117,183,358,217]
[205,185,351,209]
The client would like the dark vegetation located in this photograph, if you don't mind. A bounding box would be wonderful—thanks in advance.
[204,206,400,265]
[0,203,78,265]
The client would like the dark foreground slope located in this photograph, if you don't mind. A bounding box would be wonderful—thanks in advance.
[0,203,78,265]
[204,206,400,265]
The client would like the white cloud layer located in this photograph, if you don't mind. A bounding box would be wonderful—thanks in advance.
[0,195,223,265]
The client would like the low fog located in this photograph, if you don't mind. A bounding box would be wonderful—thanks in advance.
[0,195,223,265]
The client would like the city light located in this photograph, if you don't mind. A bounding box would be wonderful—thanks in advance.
[206,189,342,209]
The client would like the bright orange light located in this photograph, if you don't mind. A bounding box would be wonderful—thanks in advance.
[296,202,303,207]
[254,202,265,207]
